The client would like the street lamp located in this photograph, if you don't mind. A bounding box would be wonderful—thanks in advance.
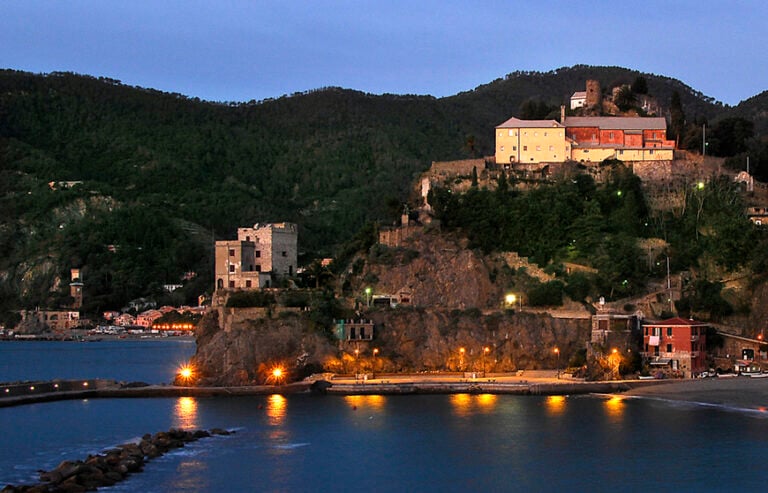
[505,293,522,311]
[611,348,619,380]
[372,348,379,379]
[554,347,560,379]
[482,346,490,377]
[354,348,360,378]
[459,347,466,372]
[365,287,372,307]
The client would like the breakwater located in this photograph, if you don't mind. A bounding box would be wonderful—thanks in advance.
[0,378,674,408]
[0,428,233,492]
[319,379,670,395]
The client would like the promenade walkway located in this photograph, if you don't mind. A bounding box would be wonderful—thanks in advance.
[0,374,672,407]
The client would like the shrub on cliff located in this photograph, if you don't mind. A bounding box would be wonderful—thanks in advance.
[527,280,564,307]
[226,291,275,308]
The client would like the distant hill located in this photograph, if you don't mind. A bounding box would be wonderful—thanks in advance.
[0,65,765,316]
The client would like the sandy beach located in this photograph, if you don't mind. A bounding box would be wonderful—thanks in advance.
[620,377,768,411]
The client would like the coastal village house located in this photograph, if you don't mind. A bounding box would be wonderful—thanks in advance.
[135,309,163,328]
[495,112,675,165]
[20,309,82,333]
[215,222,298,291]
[643,317,708,378]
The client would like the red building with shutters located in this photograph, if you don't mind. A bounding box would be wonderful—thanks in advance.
[643,317,708,378]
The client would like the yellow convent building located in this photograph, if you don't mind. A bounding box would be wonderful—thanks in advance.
[495,117,570,164]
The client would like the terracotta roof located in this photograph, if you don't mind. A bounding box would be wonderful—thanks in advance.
[496,116,563,129]
[564,116,667,130]
[644,317,709,327]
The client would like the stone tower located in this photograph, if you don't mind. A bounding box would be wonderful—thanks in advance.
[69,268,83,309]
[585,79,601,108]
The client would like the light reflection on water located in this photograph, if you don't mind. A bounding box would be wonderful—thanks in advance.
[3,394,768,491]
[449,393,498,416]
[343,394,386,411]
[266,394,286,425]
[173,397,199,429]
[603,395,626,421]
[544,395,566,416]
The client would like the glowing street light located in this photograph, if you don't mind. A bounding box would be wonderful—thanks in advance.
[365,287,372,307]
[459,347,466,371]
[482,346,490,376]
[554,347,560,379]
[611,348,620,380]
[177,364,194,386]
[372,348,379,379]
[272,367,284,385]
[505,293,522,311]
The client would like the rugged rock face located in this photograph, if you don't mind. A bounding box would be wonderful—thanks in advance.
[360,230,509,309]
[364,308,589,373]
[190,310,337,386]
[189,229,592,385]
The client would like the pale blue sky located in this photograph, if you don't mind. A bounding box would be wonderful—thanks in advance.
[1,1,765,105]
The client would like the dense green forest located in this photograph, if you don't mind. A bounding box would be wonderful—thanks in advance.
[1,65,767,319]
[430,166,763,309]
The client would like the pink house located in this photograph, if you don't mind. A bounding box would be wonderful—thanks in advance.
[136,309,163,328]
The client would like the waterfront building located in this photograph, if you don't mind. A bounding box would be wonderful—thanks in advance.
[642,317,708,378]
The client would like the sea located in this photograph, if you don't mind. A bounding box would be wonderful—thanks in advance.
[1,340,768,492]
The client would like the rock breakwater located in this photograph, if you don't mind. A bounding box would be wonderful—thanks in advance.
[1,428,233,492]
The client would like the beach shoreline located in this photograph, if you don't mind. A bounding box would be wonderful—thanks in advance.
[618,377,768,412]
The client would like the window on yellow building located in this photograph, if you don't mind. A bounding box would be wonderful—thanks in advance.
[536,146,541,151]
[508,130,514,136]
[500,146,504,152]
[549,145,554,151]
[513,146,517,151]
[523,146,527,151]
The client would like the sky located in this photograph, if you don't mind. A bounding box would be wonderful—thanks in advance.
[1,0,766,106]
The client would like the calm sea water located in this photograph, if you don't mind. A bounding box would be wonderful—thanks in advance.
[0,339,196,383]
[2,341,768,492]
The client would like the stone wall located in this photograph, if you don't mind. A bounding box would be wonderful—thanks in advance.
[429,158,488,178]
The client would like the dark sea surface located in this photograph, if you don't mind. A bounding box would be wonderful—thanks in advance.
[2,341,768,492]
[0,339,196,383]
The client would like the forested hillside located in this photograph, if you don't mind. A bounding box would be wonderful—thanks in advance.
[0,65,766,318]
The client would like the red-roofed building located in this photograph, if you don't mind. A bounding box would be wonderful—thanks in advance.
[494,113,676,165]
[643,317,708,378]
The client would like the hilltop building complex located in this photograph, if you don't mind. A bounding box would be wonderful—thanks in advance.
[495,111,675,165]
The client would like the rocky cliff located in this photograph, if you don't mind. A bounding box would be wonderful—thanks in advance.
[188,229,591,386]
